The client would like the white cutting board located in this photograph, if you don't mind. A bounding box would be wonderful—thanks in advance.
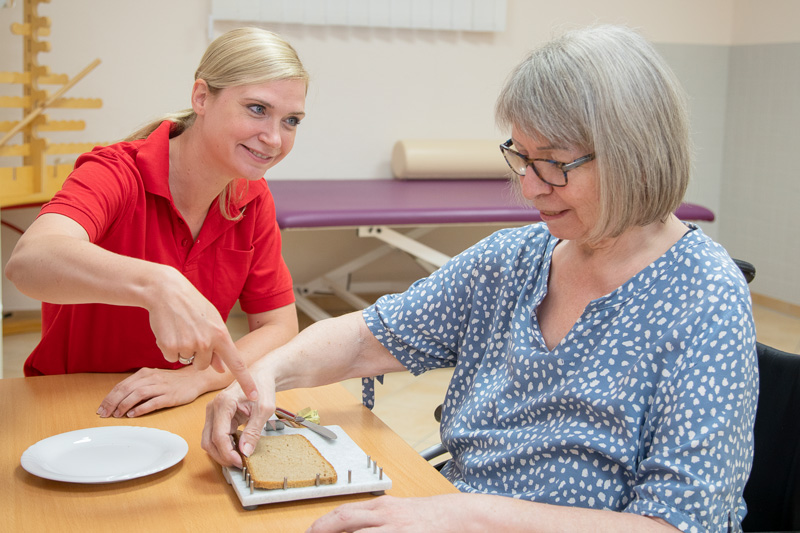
[222,425,392,509]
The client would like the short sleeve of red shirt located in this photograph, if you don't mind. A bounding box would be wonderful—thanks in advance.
[40,140,142,243]
[235,183,294,314]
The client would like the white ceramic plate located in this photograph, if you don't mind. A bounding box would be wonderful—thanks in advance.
[21,426,188,484]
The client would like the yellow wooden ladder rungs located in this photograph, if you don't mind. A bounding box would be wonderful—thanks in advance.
[0,119,86,132]
[0,141,102,157]
[0,162,75,208]
[0,71,70,84]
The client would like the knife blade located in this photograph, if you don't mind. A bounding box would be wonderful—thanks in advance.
[275,407,338,440]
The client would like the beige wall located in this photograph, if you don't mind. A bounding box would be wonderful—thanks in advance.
[733,0,800,44]
[2,0,798,311]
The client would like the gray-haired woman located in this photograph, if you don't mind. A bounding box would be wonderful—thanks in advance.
[203,25,756,533]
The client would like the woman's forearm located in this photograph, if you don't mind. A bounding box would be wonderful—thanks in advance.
[460,494,679,533]
[8,214,261,394]
[5,215,174,310]
[310,493,681,533]
[252,311,405,392]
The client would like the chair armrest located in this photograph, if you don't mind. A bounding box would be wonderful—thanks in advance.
[420,442,447,461]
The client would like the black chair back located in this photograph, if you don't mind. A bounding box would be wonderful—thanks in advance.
[742,342,800,532]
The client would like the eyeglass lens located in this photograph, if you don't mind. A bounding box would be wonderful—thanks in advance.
[503,150,567,186]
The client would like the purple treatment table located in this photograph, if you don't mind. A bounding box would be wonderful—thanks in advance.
[270,179,714,229]
[268,179,715,321]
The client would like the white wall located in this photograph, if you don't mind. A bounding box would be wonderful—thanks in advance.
[2,0,737,177]
[222,0,736,182]
[2,0,798,311]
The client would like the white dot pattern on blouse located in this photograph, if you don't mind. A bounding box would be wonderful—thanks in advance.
[362,223,757,533]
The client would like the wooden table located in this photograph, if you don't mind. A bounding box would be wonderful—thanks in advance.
[0,374,457,532]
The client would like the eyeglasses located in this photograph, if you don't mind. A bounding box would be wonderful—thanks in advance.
[499,139,595,187]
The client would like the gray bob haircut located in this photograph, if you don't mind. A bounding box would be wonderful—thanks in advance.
[496,25,691,242]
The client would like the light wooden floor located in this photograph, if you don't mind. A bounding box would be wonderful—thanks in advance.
[4,294,800,454]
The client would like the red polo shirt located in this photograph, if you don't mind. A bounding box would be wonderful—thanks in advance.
[24,121,294,376]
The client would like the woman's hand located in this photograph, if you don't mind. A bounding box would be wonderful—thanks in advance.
[144,267,259,402]
[98,306,299,419]
[201,312,405,468]
[201,371,278,468]
[307,495,472,533]
[96,367,208,418]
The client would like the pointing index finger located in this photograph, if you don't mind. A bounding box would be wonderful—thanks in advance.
[214,342,259,402]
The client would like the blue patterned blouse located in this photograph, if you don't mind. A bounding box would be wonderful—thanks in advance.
[363,223,757,533]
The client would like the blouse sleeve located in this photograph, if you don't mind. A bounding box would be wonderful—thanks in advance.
[363,225,548,375]
[623,278,758,532]
[362,233,493,375]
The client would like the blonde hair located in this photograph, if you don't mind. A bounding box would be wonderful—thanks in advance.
[496,25,691,243]
[126,27,309,220]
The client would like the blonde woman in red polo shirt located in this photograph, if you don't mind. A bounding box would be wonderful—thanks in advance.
[5,28,305,418]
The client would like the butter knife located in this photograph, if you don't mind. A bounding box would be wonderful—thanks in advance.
[274,407,338,440]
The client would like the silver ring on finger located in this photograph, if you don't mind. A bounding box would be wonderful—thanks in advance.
[178,352,196,365]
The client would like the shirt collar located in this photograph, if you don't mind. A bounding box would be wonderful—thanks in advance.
[136,120,266,208]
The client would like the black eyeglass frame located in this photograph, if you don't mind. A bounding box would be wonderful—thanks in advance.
[500,139,595,187]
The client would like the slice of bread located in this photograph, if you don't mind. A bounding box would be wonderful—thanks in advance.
[240,433,337,490]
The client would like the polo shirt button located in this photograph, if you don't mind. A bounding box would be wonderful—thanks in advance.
[181,238,190,247]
